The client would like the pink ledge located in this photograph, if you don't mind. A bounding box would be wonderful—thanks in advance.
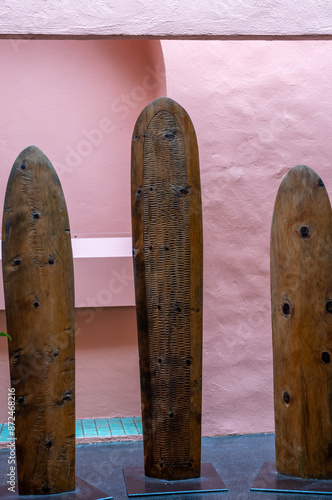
[0,237,135,310]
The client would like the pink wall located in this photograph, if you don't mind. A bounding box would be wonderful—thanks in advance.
[161,40,332,436]
[0,39,165,237]
[0,309,141,421]
[75,308,140,419]
[2,39,332,438]
[0,0,332,38]
[0,39,164,423]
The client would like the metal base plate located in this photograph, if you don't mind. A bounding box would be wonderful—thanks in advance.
[123,462,227,497]
[0,476,112,499]
[251,462,332,495]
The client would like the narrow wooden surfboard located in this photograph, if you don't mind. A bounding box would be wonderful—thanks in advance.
[271,165,332,479]
[131,98,203,480]
[2,146,75,495]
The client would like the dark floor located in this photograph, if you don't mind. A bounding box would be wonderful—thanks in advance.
[0,433,329,499]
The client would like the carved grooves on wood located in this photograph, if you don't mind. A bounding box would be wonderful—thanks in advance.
[143,111,191,468]
[21,161,46,279]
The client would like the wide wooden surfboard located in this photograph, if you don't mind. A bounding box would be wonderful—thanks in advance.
[271,165,332,479]
[2,146,75,495]
[131,98,203,480]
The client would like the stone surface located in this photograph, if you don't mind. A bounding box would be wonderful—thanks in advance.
[1,434,328,500]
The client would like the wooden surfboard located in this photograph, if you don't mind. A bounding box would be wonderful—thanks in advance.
[131,98,203,480]
[271,165,332,479]
[2,146,75,495]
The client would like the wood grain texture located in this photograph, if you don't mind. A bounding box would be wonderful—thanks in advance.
[271,165,332,479]
[131,98,203,480]
[2,146,75,494]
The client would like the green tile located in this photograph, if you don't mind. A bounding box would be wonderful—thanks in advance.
[108,418,122,426]
[121,417,135,424]
[108,418,125,436]
[95,419,111,436]
[82,419,97,437]
[133,416,143,433]
[75,420,84,438]
[1,423,14,441]
[121,418,139,435]
[82,419,96,426]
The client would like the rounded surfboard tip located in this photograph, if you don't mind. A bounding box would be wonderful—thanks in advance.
[14,145,50,166]
[274,164,329,211]
[282,164,324,183]
[9,145,62,190]
[14,144,55,168]
[132,97,197,143]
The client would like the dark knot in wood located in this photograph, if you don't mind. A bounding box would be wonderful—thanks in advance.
[322,351,331,364]
[283,391,290,404]
[300,226,310,238]
[282,302,291,316]
[62,390,72,401]
[326,301,332,313]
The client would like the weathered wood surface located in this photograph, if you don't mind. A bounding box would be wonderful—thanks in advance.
[271,165,332,479]
[131,98,203,480]
[2,146,75,494]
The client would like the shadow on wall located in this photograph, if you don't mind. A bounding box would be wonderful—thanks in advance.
[0,39,166,423]
[0,38,166,237]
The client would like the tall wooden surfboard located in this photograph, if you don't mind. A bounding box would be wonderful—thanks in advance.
[2,146,75,495]
[271,165,332,479]
[131,98,203,480]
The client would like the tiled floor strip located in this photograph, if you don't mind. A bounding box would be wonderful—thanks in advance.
[0,417,142,442]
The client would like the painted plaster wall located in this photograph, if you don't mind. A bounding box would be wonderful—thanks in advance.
[75,307,140,419]
[0,308,141,421]
[0,39,164,423]
[0,39,165,237]
[1,1,332,38]
[161,40,332,436]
